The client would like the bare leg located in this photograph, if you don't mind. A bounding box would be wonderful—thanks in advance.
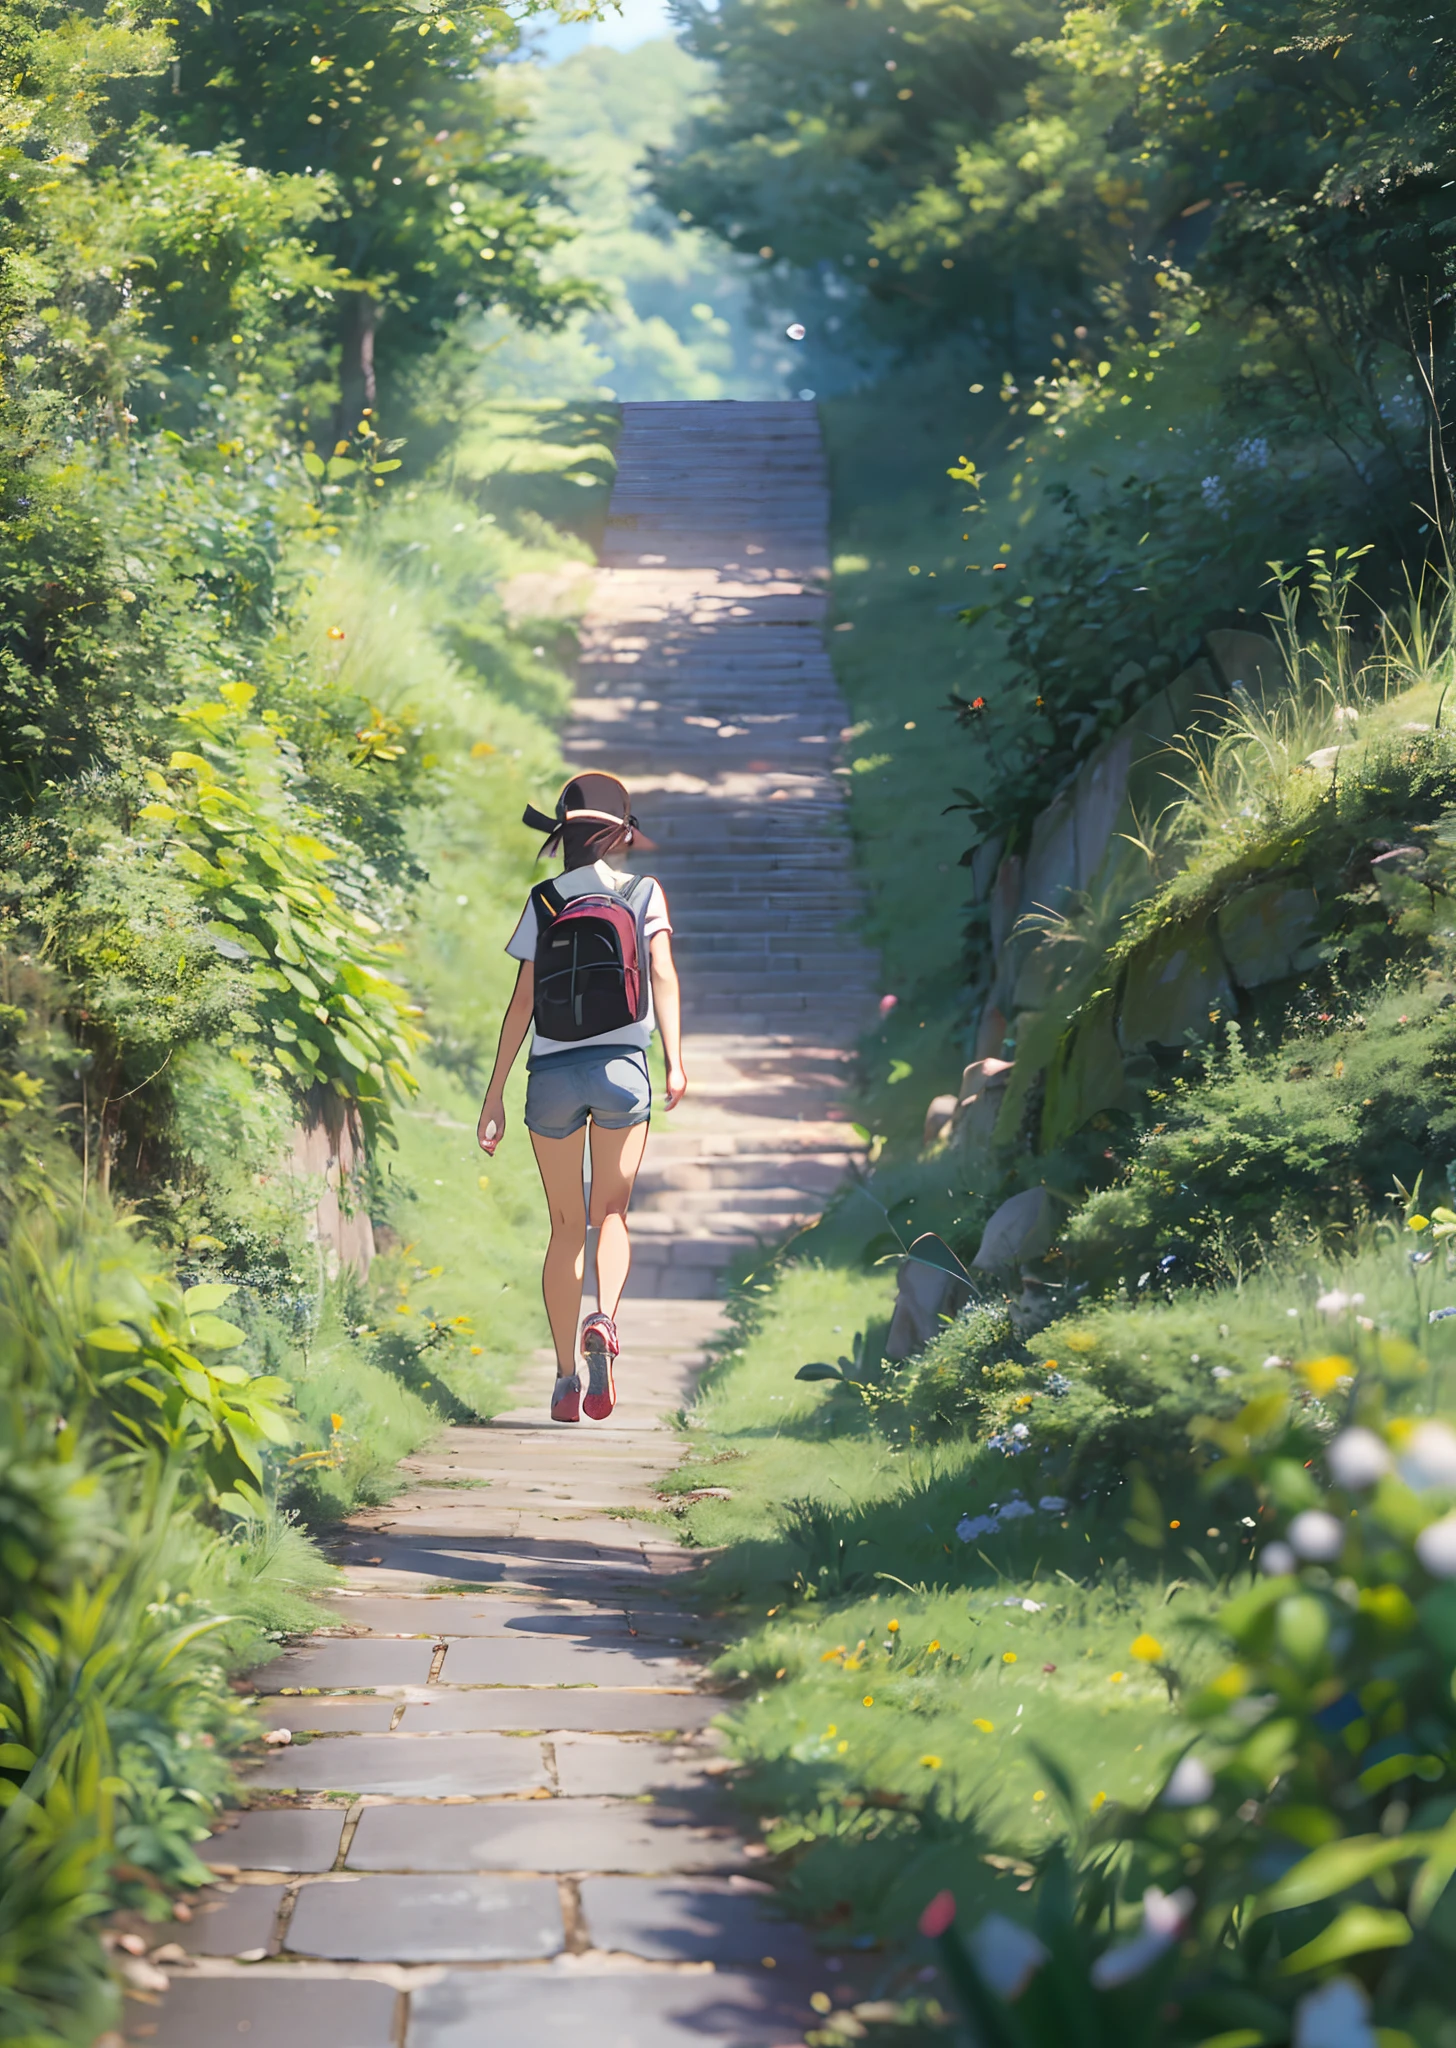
[589,1119,650,1320]
[530,1126,588,1375]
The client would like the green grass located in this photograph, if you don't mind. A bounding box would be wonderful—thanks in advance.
[668,1265,1227,1947]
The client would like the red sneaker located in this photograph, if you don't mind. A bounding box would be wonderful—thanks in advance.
[550,1373,581,1423]
[581,1314,619,1421]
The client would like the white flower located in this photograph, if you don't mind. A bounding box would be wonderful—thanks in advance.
[1038,1495,1067,1513]
[1399,1420,1456,1492]
[1415,1511,1456,1578]
[967,1913,1049,2001]
[1162,1755,1215,1807]
[1010,1422,1031,1440]
[1211,1366,1233,1380]
[1292,1975,1377,2048]
[263,1727,292,1746]
[957,1513,998,1542]
[1288,1510,1345,1561]
[1327,1427,1392,1490]
[1260,1541,1296,1576]
[1089,1887,1193,1988]
[1263,1355,1284,1370]
[1315,1290,1365,1315]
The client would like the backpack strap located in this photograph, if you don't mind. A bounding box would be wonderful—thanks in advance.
[529,878,566,930]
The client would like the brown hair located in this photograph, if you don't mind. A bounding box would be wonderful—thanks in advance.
[521,773,653,869]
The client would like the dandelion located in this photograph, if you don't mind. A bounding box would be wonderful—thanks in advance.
[919,1754,942,1769]
[972,1718,995,1733]
[1002,1651,1018,1664]
[1130,1633,1163,1663]
[1090,1790,1107,1811]
[1301,1353,1352,1395]
[836,1739,848,1753]
[1032,1789,1046,1802]
[862,1695,874,1707]
[928,1639,941,1652]
[1109,1670,1126,1684]
[887,1618,899,1632]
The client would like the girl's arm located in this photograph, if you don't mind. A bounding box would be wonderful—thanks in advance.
[477,960,534,1154]
[649,929,687,1109]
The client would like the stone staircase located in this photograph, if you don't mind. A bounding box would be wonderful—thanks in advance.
[566,401,880,1296]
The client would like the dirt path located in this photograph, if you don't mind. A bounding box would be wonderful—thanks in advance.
[125,401,877,2048]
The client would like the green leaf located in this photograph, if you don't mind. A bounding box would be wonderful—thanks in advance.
[183,1282,237,1313]
[302,450,326,477]
[887,1058,913,1085]
[187,1314,246,1350]
[85,1325,142,1353]
[1278,1905,1411,1975]
[1261,1832,1428,1912]
[904,1232,972,1284]
[0,1743,37,1769]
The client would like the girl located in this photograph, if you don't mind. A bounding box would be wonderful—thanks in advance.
[476,772,687,1422]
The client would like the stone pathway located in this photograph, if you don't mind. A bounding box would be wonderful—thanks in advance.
[122,403,877,2047]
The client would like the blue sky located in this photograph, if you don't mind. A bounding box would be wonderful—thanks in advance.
[527,0,679,63]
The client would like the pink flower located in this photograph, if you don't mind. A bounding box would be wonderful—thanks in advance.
[879,993,899,1016]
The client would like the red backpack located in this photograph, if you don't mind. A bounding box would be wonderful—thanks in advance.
[529,874,653,1042]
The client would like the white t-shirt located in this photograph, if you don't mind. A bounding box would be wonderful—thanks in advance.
[506,860,672,1057]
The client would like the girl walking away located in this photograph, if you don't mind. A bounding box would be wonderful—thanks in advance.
[476,773,687,1423]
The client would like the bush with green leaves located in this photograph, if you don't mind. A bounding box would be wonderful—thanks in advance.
[921,1338,1456,2048]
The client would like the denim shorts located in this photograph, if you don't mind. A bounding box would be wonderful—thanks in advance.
[524,1045,652,1140]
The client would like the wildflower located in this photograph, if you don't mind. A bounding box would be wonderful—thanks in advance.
[1327,1427,1391,1489]
[862,1695,874,1707]
[878,993,899,1016]
[330,1412,344,1432]
[1301,1353,1352,1395]
[1416,1512,1456,1578]
[1291,1975,1377,2048]
[1109,1671,1126,1684]
[1130,1633,1163,1663]
[919,1754,942,1769]
[1090,1790,1107,1810]
[1038,1496,1067,1513]
[1211,1366,1233,1380]
[967,1914,1048,2000]
[887,1619,899,1633]
[1162,1755,1215,1807]
[919,1891,956,1938]
[928,1639,941,1652]
[1032,1789,1046,1802]
[957,1512,998,1541]
[327,625,346,640]
[1400,1420,1456,1491]
[836,1739,848,1753]
[1288,1510,1345,1562]
[1410,1214,1431,1232]
[998,1494,1034,1519]
[1263,1354,1284,1369]
[1090,1887,1194,1988]
[1002,1651,1018,1664]
[972,1718,995,1733]
[1314,1293,1363,1317]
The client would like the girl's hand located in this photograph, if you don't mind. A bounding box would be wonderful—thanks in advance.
[477,1097,506,1154]
[664,1062,688,1111]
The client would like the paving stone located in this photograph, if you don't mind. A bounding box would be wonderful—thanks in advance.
[251,1637,437,1691]
[407,1966,810,2047]
[202,1806,344,1873]
[169,1882,286,1956]
[438,1637,691,1686]
[305,1596,601,1636]
[286,1873,563,1962]
[257,1695,397,1734]
[348,1795,745,1873]
[248,1733,548,1797]
[553,1735,714,1798]
[124,1974,398,2047]
[580,1877,816,1967]
[398,1688,718,1733]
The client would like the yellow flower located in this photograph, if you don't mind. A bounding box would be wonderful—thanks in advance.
[1091,1790,1107,1811]
[843,1656,863,1672]
[820,1646,846,1663]
[470,1345,483,1355]
[1002,1651,1018,1664]
[862,1695,874,1707]
[825,1724,837,1737]
[478,1174,490,1190]
[1130,1633,1164,1663]
[887,1619,900,1633]
[972,1718,995,1734]
[1032,1789,1046,1802]
[927,1639,941,1652]
[1109,1671,1126,1684]
[919,1754,942,1769]
[1301,1354,1352,1397]
[330,1412,344,1432]
[836,1739,849,1753]
[1410,1215,1431,1232]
